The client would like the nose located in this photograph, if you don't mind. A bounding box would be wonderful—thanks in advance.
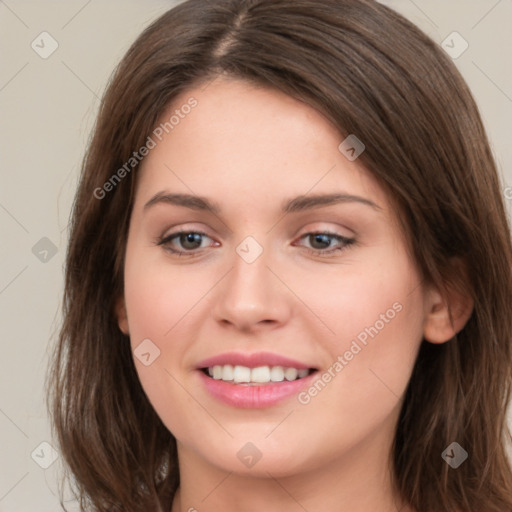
[211,244,292,333]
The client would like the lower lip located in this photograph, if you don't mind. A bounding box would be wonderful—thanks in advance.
[198,370,317,408]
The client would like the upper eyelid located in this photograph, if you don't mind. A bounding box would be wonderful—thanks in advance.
[160,221,354,238]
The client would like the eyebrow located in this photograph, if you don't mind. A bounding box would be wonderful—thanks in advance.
[143,191,381,214]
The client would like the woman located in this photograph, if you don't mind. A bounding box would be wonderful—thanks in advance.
[47,0,512,510]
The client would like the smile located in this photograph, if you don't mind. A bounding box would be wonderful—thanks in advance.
[196,352,319,408]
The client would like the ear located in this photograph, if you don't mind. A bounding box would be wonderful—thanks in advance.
[115,296,130,335]
[423,278,473,344]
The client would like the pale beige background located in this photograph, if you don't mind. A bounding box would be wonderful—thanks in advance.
[0,1,511,511]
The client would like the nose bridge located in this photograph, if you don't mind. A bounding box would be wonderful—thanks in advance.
[212,235,290,329]
[232,244,269,295]
[228,238,274,308]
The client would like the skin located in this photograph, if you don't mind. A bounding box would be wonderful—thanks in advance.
[116,78,472,512]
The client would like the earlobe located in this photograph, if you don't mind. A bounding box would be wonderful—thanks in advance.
[115,296,130,335]
[423,283,473,344]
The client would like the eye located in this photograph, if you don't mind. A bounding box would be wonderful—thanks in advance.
[295,232,355,256]
[157,230,216,255]
[156,229,354,258]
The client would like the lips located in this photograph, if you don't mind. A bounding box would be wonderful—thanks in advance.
[196,351,318,408]
[196,351,314,370]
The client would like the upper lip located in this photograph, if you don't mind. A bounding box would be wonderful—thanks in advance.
[196,351,316,370]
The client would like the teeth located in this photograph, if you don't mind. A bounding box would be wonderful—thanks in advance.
[233,365,251,383]
[270,366,284,382]
[251,366,270,383]
[284,368,298,381]
[206,365,311,384]
[222,364,234,380]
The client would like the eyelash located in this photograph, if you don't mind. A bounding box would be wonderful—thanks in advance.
[156,229,355,258]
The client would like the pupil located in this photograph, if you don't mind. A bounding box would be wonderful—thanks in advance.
[181,233,202,249]
[311,234,331,249]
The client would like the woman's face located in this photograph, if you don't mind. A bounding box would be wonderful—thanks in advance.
[119,78,428,477]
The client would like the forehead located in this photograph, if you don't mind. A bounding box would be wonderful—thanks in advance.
[134,78,389,214]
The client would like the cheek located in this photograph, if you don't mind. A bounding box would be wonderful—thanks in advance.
[122,255,208,436]
[297,249,424,431]
[123,249,208,346]
[122,244,226,411]
[288,242,423,357]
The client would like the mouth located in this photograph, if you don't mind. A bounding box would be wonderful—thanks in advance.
[200,365,317,386]
[195,352,319,407]
[195,353,320,408]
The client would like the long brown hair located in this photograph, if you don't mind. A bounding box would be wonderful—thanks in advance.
[47,0,512,510]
